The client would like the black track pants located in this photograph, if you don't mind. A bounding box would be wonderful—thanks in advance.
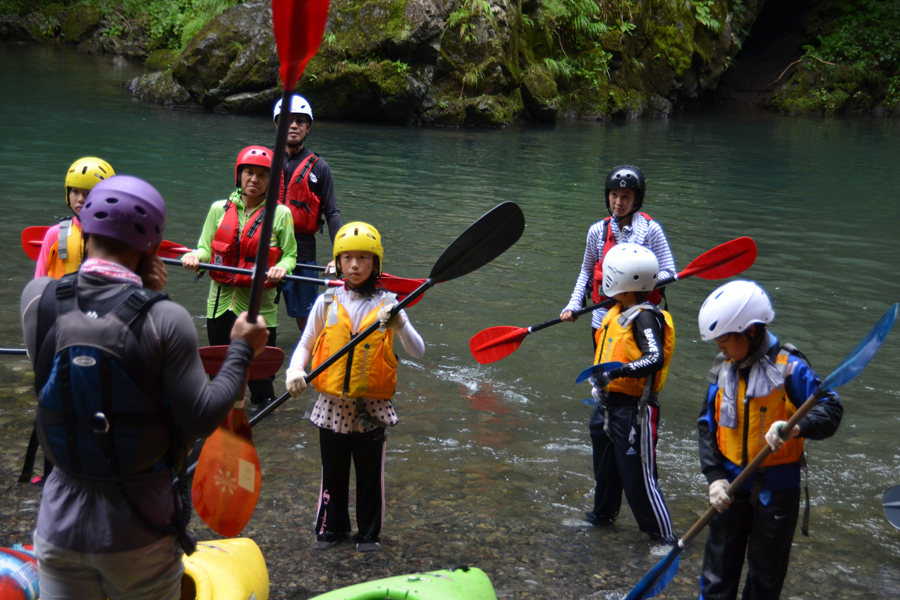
[700,485,801,600]
[207,312,277,402]
[588,399,674,541]
[315,427,387,540]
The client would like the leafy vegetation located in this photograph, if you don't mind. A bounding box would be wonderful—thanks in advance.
[2,0,243,52]
[784,0,900,111]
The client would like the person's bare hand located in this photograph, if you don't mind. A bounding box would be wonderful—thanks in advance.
[230,312,269,357]
[181,253,200,272]
[267,266,287,283]
[138,255,167,292]
[560,310,577,322]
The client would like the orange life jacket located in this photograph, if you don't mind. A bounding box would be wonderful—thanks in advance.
[278,153,321,235]
[310,289,398,400]
[209,200,282,288]
[46,217,83,279]
[593,303,675,397]
[713,350,805,468]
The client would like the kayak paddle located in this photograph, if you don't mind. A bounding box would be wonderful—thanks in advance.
[247,201,526,429]
[883,485,900,529]
[469,237,757,364]
[574,361,623,385]
[624,302,897,600]
[22,226,197,265]
[158,256,430,306]
[0,348,27,356]
[190,346,284,538]
[191,0,331,539]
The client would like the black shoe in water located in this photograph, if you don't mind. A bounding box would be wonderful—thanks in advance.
[313,532,349,550]
[355,536,382,552]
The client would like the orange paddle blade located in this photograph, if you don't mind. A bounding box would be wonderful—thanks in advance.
[469,325,529,364]
[21,226,50,260]
[192,407,261,537]
[199,346,284,380]
[272,0,330,88]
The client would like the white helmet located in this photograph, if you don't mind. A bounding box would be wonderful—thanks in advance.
[602,243,659,297]
[273,94,314,121]
[697,280,775,341]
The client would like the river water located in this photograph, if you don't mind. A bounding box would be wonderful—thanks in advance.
[2,43,900,599]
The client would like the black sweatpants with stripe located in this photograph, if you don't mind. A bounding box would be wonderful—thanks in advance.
[315,427,387,541]
[588,395,674,542]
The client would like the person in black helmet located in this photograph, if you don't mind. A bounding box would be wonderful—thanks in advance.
[560,165,676,347]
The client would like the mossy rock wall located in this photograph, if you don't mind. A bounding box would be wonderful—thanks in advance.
[116,0,765,126]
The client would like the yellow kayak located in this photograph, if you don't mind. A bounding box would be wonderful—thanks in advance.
[181,538,269,600]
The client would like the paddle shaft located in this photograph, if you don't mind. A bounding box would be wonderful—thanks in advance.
[247,88,294,321]
[249,278,434,427]
[679,388,826,547]
[159,257,330,287]
[0,348,27,356]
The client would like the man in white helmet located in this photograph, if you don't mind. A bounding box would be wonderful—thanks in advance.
[696,280,842,600]
[273,94,343,332]
[585,243,676,544]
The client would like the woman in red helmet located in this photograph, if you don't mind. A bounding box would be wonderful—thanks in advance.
[182,146,297,404]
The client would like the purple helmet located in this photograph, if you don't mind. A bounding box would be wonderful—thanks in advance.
[81,175,166,252]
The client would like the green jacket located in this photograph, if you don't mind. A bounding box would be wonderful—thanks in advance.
[187,190,297,328]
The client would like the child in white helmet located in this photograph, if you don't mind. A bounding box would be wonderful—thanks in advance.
[696,280,842,599]
[585,243,676,544]
[284,222,425,553]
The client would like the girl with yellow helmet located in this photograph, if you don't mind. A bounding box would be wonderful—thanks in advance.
[285,222,425,552]
[34,157,114,279]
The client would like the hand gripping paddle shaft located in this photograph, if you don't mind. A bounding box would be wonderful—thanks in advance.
[624,303,897,600]
[192,0,330,539]
[470,237,757,364]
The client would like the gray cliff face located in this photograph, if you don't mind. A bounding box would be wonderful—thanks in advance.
[113,0,764,126]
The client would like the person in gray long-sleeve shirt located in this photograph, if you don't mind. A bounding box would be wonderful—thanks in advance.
[20,175,269,600]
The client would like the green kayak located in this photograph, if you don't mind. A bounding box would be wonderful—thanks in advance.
[309,566,497,600]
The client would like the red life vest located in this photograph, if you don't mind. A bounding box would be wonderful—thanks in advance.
[591,213,661,304]
[209,200,283,288]
[278,152,321,235]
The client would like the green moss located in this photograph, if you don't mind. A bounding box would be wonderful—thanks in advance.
[145,48,176,71]
[61,4,101,43]
[647,22,693,77]
[327,0,412,56]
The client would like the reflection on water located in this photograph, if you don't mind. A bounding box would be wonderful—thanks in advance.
[2,42,900,598]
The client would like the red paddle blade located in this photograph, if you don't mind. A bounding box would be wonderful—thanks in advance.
[157,239,193,259]
[680,237,757,280]
[469,325,529,364]
[192,407,261,537]
[21,226,50,261]
[381,273,428,307]
[272,0,330,88]
[199,346,285,380]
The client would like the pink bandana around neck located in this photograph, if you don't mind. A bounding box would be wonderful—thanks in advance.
[80,258,143,287]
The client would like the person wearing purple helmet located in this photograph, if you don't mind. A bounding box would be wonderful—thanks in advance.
[20,175,269,600]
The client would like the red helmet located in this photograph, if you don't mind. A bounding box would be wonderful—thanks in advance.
[234,145,273,187]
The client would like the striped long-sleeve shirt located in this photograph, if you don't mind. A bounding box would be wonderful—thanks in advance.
[564,215,676,329]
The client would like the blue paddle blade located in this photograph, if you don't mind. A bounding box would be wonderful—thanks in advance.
[575,361,624,384]
[582,398,597,407]
[883,484,900,530]
[624,548,680,600]
[819,303,897,392]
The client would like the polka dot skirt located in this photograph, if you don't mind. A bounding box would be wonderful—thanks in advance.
[309,392,398,433]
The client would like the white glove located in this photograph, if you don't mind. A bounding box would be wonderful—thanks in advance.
[709,479,732,512]
[765,420,798,452]
[377,303,408,331]
[286,366,308,397]
[591,384,602,403]
[590,372,613,390]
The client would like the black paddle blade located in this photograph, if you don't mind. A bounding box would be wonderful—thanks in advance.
[429,202,525,284]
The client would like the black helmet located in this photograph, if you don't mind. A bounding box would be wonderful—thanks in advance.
[604,165,646,216]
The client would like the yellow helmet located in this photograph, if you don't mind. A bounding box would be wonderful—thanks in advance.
[333,222,383,276]
[65,157,115,206]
